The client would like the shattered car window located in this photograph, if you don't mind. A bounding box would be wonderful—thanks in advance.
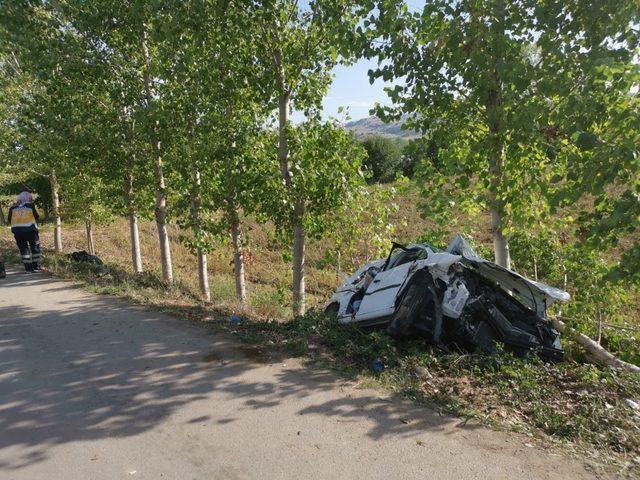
[385,247,428,270]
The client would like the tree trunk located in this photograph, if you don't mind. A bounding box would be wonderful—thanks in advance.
[0,204,5,225]
[50,169,62,253]
[278,91,292,185]
[274,45,306,315]
[229,208,247,307]
[552,317,640,373]
[142,28,173,284]
[124,171,143,273]
[196,249,210,302]
[190,162,210,302]
[85,220,95,255]
[489,205,510,268]
[485,0,510,269]
[279,91,306,315]
[291,200,306,316]
[486,85,510,268]
[129,209,143,273]
[152,159,173,284]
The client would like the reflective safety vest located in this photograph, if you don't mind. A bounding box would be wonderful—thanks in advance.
[10,205,37,229]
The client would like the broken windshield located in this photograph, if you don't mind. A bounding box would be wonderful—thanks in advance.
[385,245,429,270]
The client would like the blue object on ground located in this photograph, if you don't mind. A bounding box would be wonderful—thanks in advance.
[372,357,385,373]
[230,315,242,324]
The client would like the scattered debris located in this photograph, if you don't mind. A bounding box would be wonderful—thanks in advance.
[413,365,433,379]
[326,235,569,361]
[307,334,324,351]
[625,399,639,410]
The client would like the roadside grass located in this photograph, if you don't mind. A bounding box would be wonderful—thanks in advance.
[5,247,638,474]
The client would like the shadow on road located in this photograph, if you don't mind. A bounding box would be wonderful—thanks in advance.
[0,270,476,471]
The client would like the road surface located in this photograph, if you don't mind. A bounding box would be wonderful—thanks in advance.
[0,267,602,479]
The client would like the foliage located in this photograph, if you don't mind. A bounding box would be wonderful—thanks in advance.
[401,137,440,178]
[361,0,639,264]
[322,183,401,272]
[255,0,361,114]
[509,231,640,365]
[360,135,405,183]
[0,175,51,215]
[263,118,368,243]
[550,54,640,282]
[156,2,270,255]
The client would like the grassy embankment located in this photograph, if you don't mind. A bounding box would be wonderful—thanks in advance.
[1,183,639,473]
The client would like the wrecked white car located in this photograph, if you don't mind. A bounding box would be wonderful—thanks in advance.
[326,235,570,361]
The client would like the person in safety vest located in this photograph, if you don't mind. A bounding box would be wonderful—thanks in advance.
[7,192,41,273]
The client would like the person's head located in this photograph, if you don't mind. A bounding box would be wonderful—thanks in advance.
[16,191,33,206]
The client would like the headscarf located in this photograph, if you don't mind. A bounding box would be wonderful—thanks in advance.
[16,191,33,206]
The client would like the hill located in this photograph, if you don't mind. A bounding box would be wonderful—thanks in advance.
[344,115,420,139]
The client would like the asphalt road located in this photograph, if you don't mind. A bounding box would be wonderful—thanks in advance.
[0,267,601,479]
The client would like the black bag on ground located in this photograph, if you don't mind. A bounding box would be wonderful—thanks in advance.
[68,251,103,265]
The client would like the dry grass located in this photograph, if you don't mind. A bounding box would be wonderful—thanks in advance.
[0,185,442,318]
[0,184,460,319]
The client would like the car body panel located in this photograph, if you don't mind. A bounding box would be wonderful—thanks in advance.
[354,261,414,321]
[445,234,569,317]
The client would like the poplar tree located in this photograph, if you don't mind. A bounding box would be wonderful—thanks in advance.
[255,0,360,314]
[362,0,637,268]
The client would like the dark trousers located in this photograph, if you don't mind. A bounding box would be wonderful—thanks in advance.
[14,230,41,272]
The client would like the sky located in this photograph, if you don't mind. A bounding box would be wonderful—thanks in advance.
[289,0,426,123]
[290,57,395,123]
[299,58,394,122]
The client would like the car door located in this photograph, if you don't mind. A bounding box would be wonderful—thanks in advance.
[353,261,414,322]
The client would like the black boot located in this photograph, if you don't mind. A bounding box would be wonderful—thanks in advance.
[0,262,5,279]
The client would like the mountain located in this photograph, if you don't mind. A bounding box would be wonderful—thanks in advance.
[344,115,420,139]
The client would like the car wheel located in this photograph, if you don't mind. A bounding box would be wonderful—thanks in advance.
[324,302,339,317]
[388,274,442,341]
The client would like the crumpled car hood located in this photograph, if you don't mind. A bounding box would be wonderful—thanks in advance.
[446,234,570,317]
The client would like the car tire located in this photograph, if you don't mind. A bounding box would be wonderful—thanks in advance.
[388,283,424,337]
[388,274,442,340]
[324,302,339,317]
